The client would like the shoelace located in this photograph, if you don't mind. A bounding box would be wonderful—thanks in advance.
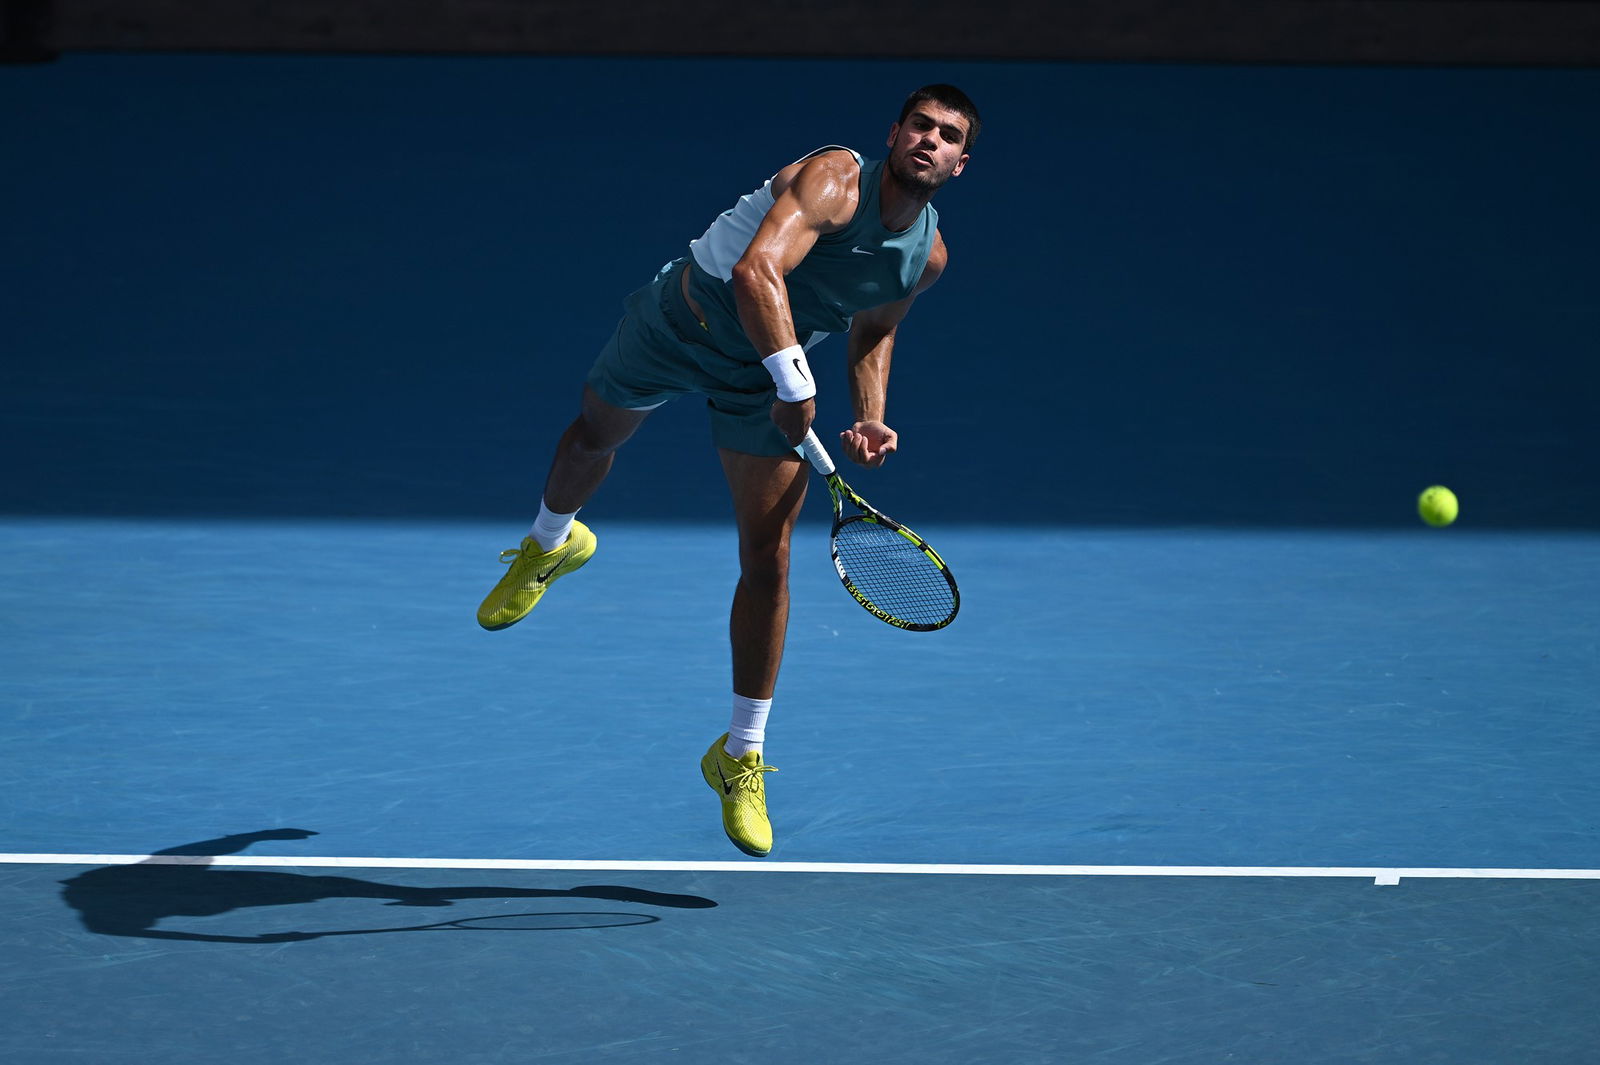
[723,761,778,804]
[499,540,565,566]
[726,757,774,809]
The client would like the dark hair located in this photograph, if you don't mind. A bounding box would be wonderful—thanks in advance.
[898,84,982,149]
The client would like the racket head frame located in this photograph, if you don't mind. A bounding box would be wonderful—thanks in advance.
[799,431,959,631]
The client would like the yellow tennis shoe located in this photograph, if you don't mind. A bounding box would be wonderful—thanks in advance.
[700,733,777,857]
[476,522,597,631]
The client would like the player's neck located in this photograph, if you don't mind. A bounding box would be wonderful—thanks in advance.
[878,168,934,232]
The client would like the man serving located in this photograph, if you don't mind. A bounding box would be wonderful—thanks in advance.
[478,84,980,856]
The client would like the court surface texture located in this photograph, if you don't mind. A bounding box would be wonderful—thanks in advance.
[3,518,1597,1064]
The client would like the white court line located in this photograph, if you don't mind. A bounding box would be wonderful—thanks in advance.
[5,854,1600,886]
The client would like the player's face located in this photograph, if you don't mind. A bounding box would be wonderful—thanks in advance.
[885,103,970,193]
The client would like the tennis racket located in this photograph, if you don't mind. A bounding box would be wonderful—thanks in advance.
[795,429,959,631]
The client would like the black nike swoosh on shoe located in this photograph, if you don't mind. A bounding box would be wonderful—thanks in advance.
[534,545,569,583]
[716,760,734,796]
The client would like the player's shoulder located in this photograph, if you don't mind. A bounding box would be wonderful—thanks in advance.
[769,148,861,230]
[771,147,861,199]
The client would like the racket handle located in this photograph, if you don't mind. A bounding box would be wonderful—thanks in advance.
[795,429,837,476]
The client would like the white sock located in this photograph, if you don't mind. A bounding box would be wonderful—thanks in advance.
[724,694,772,759]
[530,500,578,552]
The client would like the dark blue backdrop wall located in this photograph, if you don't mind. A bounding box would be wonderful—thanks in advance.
[3,56,1596,527]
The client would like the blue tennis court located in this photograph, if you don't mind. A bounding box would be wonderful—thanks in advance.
[4,519,1598,1062]
[4,53,1599,1064]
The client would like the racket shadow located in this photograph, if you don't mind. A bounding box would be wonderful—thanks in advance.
[58,829,716,944]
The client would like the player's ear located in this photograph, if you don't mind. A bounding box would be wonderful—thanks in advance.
[886,122,900,149]
[951,152,969,177]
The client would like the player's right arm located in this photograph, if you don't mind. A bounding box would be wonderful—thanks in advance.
[730,151,860,446]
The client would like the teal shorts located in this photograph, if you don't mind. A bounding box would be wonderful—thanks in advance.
[586,258,792,457]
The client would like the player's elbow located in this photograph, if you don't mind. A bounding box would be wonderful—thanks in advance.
[730,256,783,299]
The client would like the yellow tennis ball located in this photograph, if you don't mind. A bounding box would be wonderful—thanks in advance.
[1417,485,1459,527]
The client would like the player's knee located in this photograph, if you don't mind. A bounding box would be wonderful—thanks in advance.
[565,416,627,460]
[738,539,790,590]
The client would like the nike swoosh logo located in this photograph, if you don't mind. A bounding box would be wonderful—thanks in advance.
[850,246,874,255]
[791,358,808,381]
[534,547,568,583]
[716,760,734,795]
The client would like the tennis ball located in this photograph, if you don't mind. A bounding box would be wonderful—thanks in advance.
[1417,485,1459,527]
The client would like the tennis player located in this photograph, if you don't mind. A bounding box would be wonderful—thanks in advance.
[478,85,979,856]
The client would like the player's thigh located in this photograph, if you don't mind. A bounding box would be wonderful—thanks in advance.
[719,447,809,556]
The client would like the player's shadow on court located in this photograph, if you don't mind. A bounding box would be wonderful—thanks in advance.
[59,829,716,943]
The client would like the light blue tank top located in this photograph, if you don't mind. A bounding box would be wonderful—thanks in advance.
[684,146,939,363]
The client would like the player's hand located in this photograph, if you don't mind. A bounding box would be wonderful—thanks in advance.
[770,397,815,447]
[841,421,897,468]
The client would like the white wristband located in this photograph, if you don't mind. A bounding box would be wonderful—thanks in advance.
[761,344,816,403]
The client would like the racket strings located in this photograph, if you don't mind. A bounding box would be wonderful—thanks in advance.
[833,519,956,626]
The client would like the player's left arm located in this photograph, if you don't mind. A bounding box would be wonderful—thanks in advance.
[840,231,949,468]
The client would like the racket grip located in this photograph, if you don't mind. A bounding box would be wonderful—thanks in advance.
[795,429,837,476]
